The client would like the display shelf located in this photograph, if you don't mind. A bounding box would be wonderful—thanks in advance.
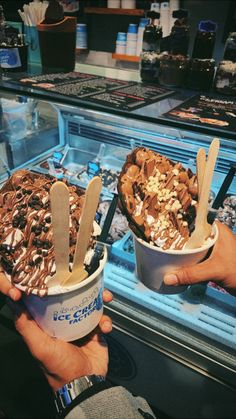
[84,7,145,16]
[112,53,140,62]
[75,48,88,54]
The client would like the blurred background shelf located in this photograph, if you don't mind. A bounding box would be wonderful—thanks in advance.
[112,53,140,62]
[84,7,145,16]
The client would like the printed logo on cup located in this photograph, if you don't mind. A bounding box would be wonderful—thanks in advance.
[53,288,103,325]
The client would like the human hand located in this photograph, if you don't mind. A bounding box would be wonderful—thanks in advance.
[0,269,22,301]
[164,222,236,293]
[8,289,113,391]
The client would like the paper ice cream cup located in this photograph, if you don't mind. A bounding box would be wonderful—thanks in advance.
[19,248,107,342]
[133,223,218,294]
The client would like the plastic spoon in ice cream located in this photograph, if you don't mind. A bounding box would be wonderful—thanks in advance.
[186,138,220,249]
[196,148,212,237]
[49,181,70,287]
[62,176,102,287]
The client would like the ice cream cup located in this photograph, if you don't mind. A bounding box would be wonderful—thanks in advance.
[18,248,107,342]
[133,223,218,294]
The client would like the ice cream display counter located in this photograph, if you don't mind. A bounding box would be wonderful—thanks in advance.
[0,72,236,419]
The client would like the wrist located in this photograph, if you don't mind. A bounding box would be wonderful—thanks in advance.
[48,365,107,392]
[53,375,106,416]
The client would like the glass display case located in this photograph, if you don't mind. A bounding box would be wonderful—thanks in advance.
[0,71,235,419]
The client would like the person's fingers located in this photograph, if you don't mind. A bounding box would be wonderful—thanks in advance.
[102,289,113,303]
[98,314,112,334]
[164,257,221,286]
[7,300,49,358]
[0,272,21,301]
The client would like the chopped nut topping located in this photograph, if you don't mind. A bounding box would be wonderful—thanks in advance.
[173,169,179,176]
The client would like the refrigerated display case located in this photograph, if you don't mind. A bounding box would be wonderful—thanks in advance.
[0,72,235,419]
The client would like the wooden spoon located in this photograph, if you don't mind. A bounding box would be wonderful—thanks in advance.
[196,148,206,197]
[48,181,70,287]
[186,138,220,249]
[196,148,212,237]
[62,176,102,287]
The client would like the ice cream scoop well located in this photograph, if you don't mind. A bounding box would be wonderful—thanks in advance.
[48,181,70,287]
[186,138,220,249]
[62,176,102,287]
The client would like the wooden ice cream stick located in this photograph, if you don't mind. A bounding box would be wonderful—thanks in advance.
[62,176,102,287]
[196,147,212,237]
[186,138,220,249]
[48,181,70,287]
[196,148,206,197]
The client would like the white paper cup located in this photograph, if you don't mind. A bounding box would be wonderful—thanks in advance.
[133,223,218,294]
[19,248,107,342]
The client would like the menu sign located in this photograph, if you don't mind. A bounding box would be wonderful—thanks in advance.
[19,71,100,88]
[164,94,236,133]
[88,84,174,110]
[49,78,131,98]
[17,72,174,110]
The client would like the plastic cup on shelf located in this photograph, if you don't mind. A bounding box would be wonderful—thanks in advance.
[136,17,149,55]
[117,32,127,42]
[76,23,88,49]
[121,0,136,8]
[116,42,126,54]
[107,0,120,7]
[128,23,138,34]
[133,223,218,294]
[126,42,137,55]
[115,32,127,54]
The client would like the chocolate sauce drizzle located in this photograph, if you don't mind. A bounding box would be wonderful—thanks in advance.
[118,148,198,250]
[0,170,86,296]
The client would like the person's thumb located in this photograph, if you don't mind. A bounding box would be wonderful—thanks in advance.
[0,272,22,301]
[163,258,218,286]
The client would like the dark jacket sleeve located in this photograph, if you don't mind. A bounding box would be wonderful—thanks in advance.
[62,382,156,419]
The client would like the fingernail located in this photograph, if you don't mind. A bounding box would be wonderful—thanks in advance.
[8,288,18,301]
[164,274,178,285]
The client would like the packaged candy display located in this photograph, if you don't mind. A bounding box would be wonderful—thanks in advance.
[223,32,236,63]
[142,11,162,53]
[159,54,189,87]
[192,20,217,60]
[0,5,28,72]
[187,59,215,91]
[169,9,190,56]
[215,61,236,95]
[140,51,163,83]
